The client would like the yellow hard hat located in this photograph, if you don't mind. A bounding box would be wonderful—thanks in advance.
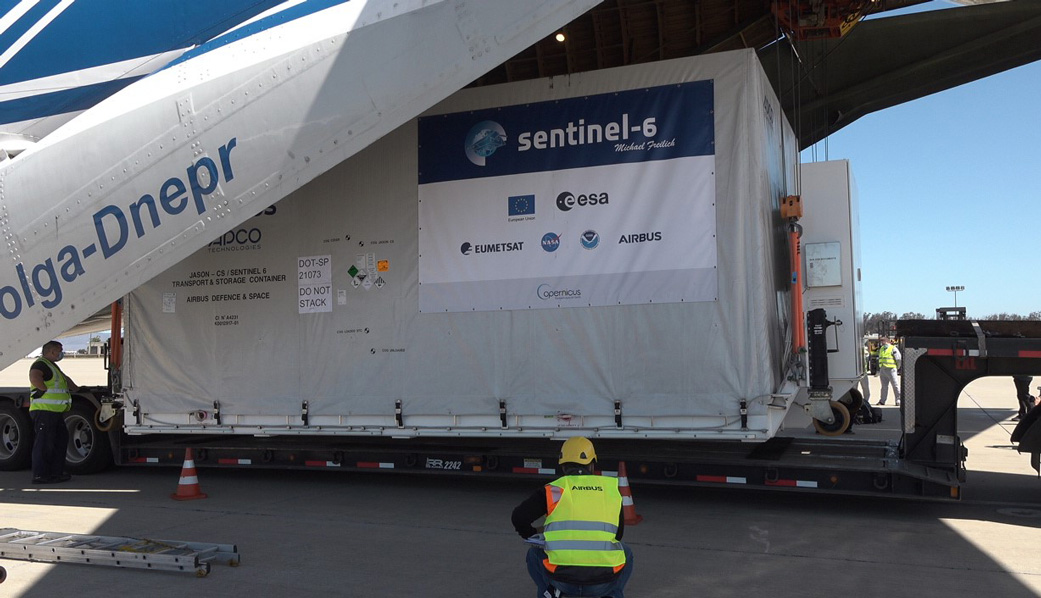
[559,437,596,465]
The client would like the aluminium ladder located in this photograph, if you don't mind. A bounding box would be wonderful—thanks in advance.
[0,528,238,577]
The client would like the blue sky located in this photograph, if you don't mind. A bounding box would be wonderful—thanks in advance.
[800,1,1041,318]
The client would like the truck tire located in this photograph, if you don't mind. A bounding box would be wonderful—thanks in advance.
[65,401,114,474]
[0,402,32,471]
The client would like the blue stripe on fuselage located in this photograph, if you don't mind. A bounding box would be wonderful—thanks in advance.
[0,0,288,84]
[162,0,356,70]
[0,77,143,127]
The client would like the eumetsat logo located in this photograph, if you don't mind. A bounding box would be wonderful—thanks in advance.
[460,240,524,255]
[537,284,582,301]
[465,120,507,166]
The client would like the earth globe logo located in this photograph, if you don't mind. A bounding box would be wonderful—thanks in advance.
[465,121,507,166]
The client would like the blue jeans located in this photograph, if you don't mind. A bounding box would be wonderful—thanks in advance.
[526,544,633,598]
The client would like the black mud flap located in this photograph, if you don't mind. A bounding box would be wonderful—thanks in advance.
[1011,408,1041,475]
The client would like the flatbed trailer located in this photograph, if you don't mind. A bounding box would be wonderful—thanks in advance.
[108,319,1041,502]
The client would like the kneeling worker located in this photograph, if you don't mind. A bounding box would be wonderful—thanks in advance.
[512,437,634,598]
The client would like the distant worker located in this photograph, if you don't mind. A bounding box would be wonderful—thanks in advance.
[28,340,77,484]
[1012,375,1033,421]
[876,337,901,406]
[859,343,872,404]
[512,437,633,598]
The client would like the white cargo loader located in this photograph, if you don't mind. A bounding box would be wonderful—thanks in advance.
[122,49,812,442]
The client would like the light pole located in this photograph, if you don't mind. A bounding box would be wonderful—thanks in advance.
[946,285,964,307]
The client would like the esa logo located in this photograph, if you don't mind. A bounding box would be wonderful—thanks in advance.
[556,191,609,212]
[465,120,507,166]
[541,233,561,252]
[619,232,662,244]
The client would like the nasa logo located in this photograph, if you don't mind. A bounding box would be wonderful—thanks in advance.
[541,233,561,252]
[580,230,600,250]
[464,120,507,166]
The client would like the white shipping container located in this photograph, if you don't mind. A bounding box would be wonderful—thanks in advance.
[124,49,800,440]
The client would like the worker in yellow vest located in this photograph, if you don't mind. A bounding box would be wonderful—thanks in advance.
[877,337,901,406]
[28,340,78,484]
[512,437,633,598]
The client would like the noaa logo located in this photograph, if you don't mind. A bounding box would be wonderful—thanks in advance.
[556,191,609,212]
[465,120,507,166]
[460,242,473,255]
[541,233,561,252]
[580,230,600,250]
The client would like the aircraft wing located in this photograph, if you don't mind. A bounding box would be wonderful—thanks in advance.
[0,0,290,154]
[0,0,602,370]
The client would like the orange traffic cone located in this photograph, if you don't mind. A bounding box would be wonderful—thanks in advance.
[617,461,642,525]
[171,448,208,501]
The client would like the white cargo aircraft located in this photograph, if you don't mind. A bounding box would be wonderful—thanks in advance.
[0,0,601,370]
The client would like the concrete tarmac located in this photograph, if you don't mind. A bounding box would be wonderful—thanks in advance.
[1,365,1040,597]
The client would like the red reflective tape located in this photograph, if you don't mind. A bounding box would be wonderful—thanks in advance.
[218,458,252,465]
[513,467,539,474]
[696,475,727,483]
[356,462,394,469]
[927,348,955,356]
[1019,350,1041,358]
[128,457,159,463]
[765,479,798,487]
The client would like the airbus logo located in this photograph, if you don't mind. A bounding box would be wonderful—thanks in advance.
[619,232,662,244]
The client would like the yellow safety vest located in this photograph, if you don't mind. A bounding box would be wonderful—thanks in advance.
[543,475,626,571]
[29,357,72,413]
[879,345,898,369]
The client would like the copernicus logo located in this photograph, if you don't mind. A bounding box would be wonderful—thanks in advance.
[465,120,507,166]
[537,284,582,301]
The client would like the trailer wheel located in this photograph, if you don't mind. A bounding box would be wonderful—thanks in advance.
[65,402,114,474]
[0,564,6,584]
[813,401,851,437]
[0,402,32,471]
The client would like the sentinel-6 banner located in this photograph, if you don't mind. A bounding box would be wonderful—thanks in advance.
[417,81,717,312]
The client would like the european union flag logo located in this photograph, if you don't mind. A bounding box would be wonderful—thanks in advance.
[508,194,535,217]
